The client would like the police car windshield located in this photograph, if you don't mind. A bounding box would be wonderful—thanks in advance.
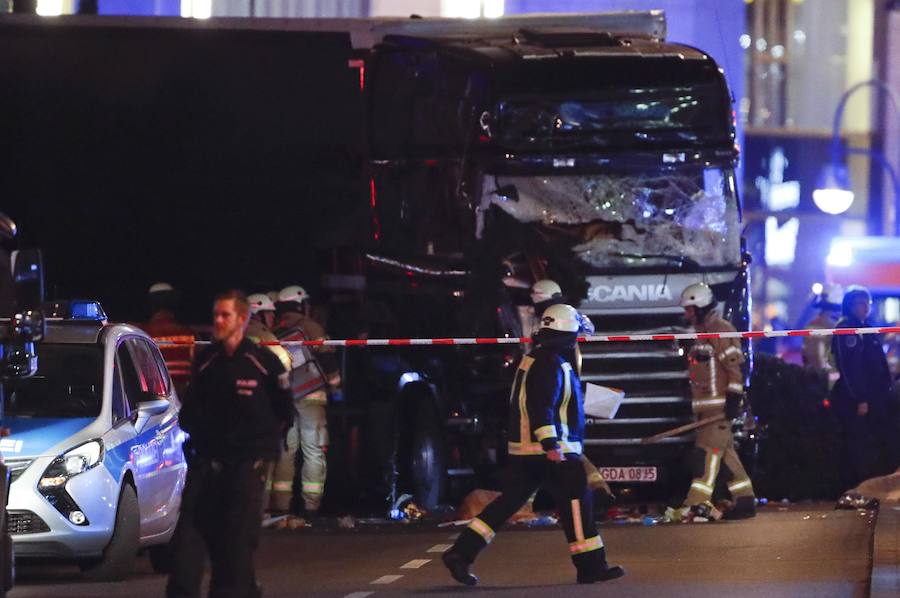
[3,344,103,418]
[484,166,741,271]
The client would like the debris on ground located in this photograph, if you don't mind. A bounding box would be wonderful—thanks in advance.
[835,491,880,511]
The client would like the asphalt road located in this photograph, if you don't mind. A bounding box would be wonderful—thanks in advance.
[10,504,876,598]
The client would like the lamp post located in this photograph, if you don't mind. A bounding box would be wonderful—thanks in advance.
[814,79,900,229]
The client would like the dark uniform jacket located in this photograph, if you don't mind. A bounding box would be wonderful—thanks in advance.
[180,338,294,461]
[507,332,585,456]
[831,316,893,417]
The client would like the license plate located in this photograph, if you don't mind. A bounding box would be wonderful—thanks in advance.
[598,466,658,483]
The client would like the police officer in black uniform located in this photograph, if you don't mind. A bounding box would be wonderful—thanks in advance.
[167,290,293,598]
[442,304,624,586]
[831,285,900,489]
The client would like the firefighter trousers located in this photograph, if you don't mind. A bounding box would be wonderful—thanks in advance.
[167,457,269,598]
[269,395,328,514]
[453,455,609,574]
[684,418,754,506]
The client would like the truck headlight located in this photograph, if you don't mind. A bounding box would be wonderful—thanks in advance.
[40,439,104,489]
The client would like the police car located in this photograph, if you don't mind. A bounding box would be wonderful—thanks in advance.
[0,300,186,580]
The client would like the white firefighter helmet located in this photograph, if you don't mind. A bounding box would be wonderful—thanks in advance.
[680,282,715,308]
[531,279,563,304]
[278,285,309,305]
[540,304,580,332]
[818,284,844,309]
[148,282,175,295]
[247,293,276,315]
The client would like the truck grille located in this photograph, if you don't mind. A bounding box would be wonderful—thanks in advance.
[580,311,693,446]
[7,510,50,535]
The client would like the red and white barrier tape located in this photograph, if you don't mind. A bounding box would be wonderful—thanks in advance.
[155,325,900,347]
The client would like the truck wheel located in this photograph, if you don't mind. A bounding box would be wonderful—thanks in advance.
[410,404,446,510]
[80,484,139,582]
[148,542,173,574]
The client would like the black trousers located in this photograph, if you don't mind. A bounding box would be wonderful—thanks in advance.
[453,455,606,574]
[167,458,270,598]
[839,406,900,489]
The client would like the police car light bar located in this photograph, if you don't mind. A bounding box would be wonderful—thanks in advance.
[43,300,107,322]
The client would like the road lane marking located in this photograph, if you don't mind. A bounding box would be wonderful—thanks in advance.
[344,593,374,598]
[427,544,453,553]
[370,575,403,585]
[401,559,431,569]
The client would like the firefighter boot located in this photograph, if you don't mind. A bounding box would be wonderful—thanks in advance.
[442,550,478,586]
[576,548,625,584]
[723,496,757,520]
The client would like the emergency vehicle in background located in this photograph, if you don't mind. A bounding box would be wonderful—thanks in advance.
[0,11,752,510]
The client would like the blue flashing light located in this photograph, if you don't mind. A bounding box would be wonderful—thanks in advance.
[69,300,107,321]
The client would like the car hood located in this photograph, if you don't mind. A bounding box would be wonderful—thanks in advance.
[0,417,95,459]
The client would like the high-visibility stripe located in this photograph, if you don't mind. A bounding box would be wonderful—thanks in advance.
[587,472,605,484]
[508,441,545,455]
[516,357,535,451]
[302,482,325,494]
[690,481,713,496]
[693,398,726,410]
[272,481,293,492]
[571,499,584,542]
[559,362,572,444]
[705,452,720,486]
[569,536,603,555]
[468,517,495,544]
[728,479,753,492]
[727,383,744,394]
[534,425,557,441]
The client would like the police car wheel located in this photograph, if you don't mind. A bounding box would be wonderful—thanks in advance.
[80,484,139,582]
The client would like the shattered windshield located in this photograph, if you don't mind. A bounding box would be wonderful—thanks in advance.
[481,166,741,270]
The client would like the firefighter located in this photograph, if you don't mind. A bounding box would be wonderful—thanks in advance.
[526,279,612,505]
[271,285,341,522]
[679,282,756,520]
[141,282,195,397]
[442,304,625,586]
[166,290,293,598]
[246,293,291,371]
[802,284,842,380]
[831,285,900,488]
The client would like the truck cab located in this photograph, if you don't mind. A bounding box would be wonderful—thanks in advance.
[357,14,750,501]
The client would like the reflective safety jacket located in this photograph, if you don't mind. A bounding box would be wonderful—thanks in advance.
[507,344,585,456]
[687,311,744,414]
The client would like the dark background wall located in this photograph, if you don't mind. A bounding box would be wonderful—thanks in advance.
[0,20,366,322]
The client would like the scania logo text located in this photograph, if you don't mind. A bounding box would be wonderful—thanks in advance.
[588,284,673,303]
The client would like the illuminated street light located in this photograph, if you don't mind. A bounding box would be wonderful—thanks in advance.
[815,79,900,225]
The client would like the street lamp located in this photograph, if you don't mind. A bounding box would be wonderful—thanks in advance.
[814,79,900,224]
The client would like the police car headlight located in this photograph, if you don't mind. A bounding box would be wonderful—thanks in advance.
[40,440,104,489]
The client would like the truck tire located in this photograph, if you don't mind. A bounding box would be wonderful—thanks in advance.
[148,542,173,574]
[410,402,446,510]
[80,484,139,582]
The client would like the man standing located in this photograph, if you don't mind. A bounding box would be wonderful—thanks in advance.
[679,283,756,520]
[831,285,900,488]
[272,285,341,522]
[246,293,291,372]
[442,304,624,586]
[167,290,293,598]
[142,282,195,397]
